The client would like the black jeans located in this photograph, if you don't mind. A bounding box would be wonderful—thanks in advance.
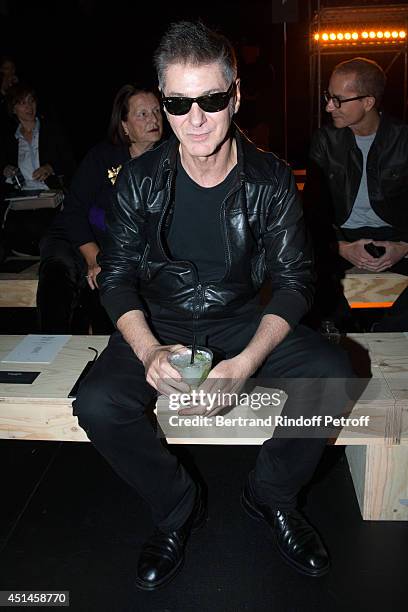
[37,231,85,333]
[37,231,113,334]
[73,316,354,531]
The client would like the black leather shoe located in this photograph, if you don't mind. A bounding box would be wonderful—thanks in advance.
[241,481,329,577]
[135,485,207,590]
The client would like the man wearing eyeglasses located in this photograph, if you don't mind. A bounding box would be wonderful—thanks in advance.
[305,57,408,332]
[73,21,354,589]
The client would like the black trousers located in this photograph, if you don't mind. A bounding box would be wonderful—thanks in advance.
[37,231,113,334]
[2,207,58,256]
[37,231,84,333]
[73,318,354,531]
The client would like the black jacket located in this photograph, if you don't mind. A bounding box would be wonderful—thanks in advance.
[98,127,314,329]
[305,113,408,241]
[60,140,130,249]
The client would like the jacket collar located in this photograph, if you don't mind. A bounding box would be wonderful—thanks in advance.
[346,111,399,148]
[371,111,401,146]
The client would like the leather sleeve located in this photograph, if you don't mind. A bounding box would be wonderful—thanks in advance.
[261,165,315,328]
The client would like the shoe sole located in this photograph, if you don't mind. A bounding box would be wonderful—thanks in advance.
[240,490,330,578]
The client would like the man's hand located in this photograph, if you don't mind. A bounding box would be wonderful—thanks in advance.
[339,239,408,271]
[369,241,408,272]
[338,239,380,269]
[177,354,253,417]
[143,344,191,396]
[177,314,290,416]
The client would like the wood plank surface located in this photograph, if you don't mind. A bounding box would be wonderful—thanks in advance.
[342,268,408,308]
[0,262,39,307]
[347,445,408,520]
[0,335,109,440]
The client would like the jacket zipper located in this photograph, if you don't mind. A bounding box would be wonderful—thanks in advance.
[155,167,244,323]
[157,167,203,321]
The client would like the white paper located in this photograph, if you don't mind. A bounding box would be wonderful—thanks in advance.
[1,334,71,364]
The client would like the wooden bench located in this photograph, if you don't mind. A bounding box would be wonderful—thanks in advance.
[0,333,407,521]
[342,267,408,309]
[0,258,39,307]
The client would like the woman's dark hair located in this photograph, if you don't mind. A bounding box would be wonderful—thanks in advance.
[154,21,237,91]
[108,84,159,145]
[6,82,37,116]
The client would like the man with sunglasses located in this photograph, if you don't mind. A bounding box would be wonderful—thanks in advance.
[74,21,354,589]
[304,57,408,332]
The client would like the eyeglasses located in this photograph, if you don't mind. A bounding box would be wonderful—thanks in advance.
[162,82,235,116]
[323,91,369,109]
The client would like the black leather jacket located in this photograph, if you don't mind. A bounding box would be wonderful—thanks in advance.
[305,113,408,241]
[98,127,314,329]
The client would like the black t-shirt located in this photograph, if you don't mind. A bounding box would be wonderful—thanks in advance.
[167,156,237,283]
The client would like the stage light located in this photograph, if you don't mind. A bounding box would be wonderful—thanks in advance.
[311,5,408,132]
[313,26,407,46]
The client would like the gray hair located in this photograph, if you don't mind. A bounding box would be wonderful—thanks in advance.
[154,21,237,91]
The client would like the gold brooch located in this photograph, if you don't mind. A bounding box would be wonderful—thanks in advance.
[108,164,122,185]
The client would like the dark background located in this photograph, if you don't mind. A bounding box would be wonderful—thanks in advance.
[1,0,407,166]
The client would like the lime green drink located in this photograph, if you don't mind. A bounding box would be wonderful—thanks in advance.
[168,346,213,387]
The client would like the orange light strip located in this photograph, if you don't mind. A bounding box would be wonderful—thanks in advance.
[314,29,406,43]
[350,301,394,309]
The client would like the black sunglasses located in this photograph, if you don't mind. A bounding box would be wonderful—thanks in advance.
[323,90,369,109]
[162,82,235,116]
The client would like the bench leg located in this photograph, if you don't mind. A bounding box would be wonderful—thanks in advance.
[346,445,408,520]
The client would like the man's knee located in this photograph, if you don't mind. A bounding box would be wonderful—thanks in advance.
[73,376,113,434]
[73,368,151,437]
[40,256,78,285]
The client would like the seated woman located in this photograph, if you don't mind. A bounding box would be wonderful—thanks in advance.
[37,84,163,333]
[0,82,75,256]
